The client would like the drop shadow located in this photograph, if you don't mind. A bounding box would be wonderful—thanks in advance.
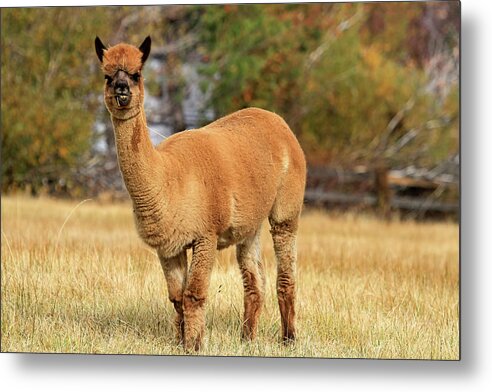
[458,13,479,377]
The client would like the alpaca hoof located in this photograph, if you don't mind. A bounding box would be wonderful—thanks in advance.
[184,338,202,352]
[241,328,257,342]
[282,333,296,345]
[183,328,204,352]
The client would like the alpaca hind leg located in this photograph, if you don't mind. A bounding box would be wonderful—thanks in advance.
[269,216,299,343]
[183,236,216,351]
[158,249,188,343]
[236,227,265,340]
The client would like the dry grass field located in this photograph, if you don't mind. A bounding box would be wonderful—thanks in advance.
[1,195,459,359]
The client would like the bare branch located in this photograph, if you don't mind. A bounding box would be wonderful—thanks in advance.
[151,33,199,58]
[370,97,415,155]
[304,8,364,71]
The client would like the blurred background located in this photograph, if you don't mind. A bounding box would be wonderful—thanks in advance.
[1,2,459,219]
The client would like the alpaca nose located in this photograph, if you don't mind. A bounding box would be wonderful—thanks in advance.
[115,80,129,96]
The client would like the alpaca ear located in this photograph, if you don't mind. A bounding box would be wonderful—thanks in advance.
[139,36,151,65]
[95,36,107,63]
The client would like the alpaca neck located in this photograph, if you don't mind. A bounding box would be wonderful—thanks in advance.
[111,110,163,205]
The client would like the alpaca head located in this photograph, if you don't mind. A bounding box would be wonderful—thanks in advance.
[95,36,151,119]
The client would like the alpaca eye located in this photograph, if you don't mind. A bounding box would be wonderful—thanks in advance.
[131,73,140,82]
[104,75,113,84]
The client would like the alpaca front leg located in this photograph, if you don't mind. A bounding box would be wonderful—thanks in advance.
[236,228,265,340]
[158,249,187,343]
[183,236,216,351]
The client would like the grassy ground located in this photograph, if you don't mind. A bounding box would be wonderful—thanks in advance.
[1,196,459,359]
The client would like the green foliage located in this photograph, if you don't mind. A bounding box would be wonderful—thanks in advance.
[198,3,459,167]
[1,8,113,193]
[0,3,459,197]
[198,4,290,116]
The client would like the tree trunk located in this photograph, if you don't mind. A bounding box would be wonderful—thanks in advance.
[374,161,391,220]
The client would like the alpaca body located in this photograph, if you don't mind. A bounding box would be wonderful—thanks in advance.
[96,37,305,350]
[127,107,305,258]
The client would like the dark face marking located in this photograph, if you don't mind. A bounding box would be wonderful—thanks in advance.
[105,69,141,107]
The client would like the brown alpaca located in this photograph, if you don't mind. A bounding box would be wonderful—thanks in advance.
[95,36,306,351]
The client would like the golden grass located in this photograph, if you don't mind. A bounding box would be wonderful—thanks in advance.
[1,195,459,359]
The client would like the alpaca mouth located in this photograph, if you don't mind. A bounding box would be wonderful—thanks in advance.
[115,94,130,107]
